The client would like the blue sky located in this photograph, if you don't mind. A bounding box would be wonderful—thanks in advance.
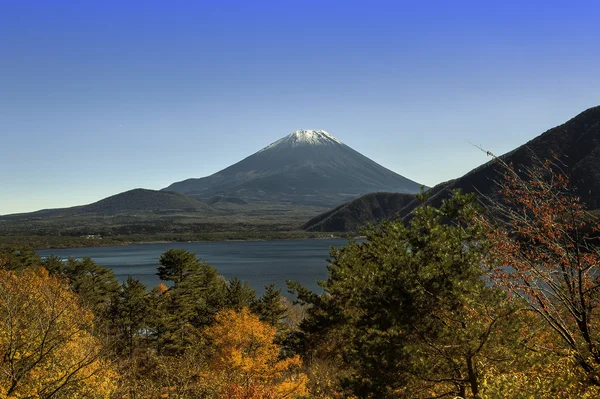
[1,0,599,214]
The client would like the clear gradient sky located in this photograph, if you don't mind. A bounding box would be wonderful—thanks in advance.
[1,0,599,214]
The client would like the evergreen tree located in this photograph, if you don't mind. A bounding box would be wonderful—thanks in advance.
[252,283,286,327]
[175,260,227,329]
[40,254,66,274]
[0,246,41,271]
[49,257,119,321]
[111,277,148,356]
[289,192,524,398]
[154,249,227,353]
[146,283,171,355]
[225,277,256,311]
[157,248,201,284]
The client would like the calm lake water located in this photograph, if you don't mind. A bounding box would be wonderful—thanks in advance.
[37,239,351,295]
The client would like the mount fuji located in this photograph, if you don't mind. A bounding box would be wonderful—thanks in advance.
[163,130,424,207]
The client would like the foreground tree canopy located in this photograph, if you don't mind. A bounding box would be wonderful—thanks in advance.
[0,267,116,399]
[205,307,308,398]
[290,192,527,398]
[479,155,600,386]
[288,159,600,398]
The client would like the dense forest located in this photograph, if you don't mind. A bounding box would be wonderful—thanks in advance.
[1,156,600,398]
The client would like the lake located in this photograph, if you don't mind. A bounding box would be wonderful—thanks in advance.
[37,239,352,295]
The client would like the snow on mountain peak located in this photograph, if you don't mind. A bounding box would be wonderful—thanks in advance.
[290,130,342,144]
[259,130,343,152]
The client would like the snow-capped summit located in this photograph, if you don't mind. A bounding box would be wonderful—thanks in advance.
[287,129,342,145]
[259,130,342,152]
[164,129,424,207]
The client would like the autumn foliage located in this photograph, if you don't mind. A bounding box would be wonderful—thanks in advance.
[205,308,307,399]
[0,267,116,398]
[479,156,600,385]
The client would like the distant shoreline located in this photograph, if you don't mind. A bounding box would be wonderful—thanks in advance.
[0,231,360,251]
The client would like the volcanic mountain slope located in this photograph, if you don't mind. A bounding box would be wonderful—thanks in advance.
[304,105,600,232]
[0,189,214,220]
[164,130,424,207]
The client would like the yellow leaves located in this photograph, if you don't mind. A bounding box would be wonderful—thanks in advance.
[0,267,116,398]
[205,308,307,398]
[480,314,600,399]
[113,307,307,399]
[482,353,600,399]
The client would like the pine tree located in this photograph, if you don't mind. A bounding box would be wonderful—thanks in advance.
[146,282,171,355]
[49,257,120,322]
[157,248,202,284]
[252,283,286,327]
[154,249,227,353]
[226,277,256,311]
[290,192,524,398]
[0,245,41,271]
[111,277,148,356]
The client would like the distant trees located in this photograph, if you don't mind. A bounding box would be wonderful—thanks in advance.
[0,243,307,398]
[151,249,292,355]
[105,249,304,398]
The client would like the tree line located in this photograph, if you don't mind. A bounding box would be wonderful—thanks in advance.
[1,155,600,398]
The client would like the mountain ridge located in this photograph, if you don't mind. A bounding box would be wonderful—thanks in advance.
[0,189,214,219]
[303,106,600,232]
[415,105,600,210]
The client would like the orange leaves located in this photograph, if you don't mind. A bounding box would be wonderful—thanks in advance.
[155,282,169,294]
[205,308,308,399]
[0,267,116,398]
[208,308,279,374]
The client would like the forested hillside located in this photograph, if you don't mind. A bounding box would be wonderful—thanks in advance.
[302,192,416,232]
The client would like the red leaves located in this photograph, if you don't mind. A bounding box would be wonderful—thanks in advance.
[478,154,600,382]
